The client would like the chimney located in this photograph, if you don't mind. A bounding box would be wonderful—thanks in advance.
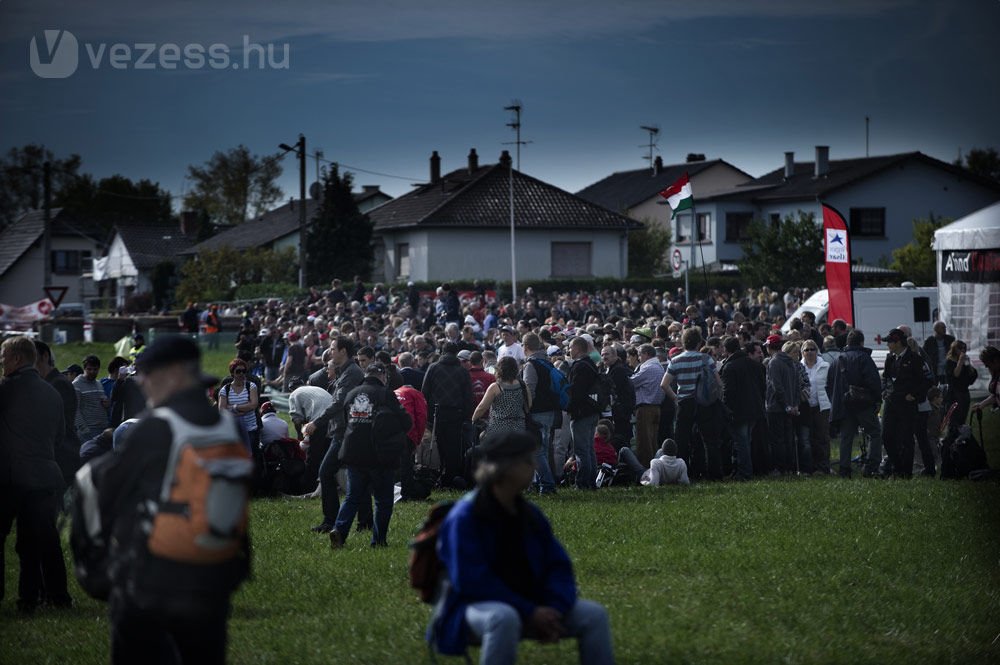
[430,150,441,183]
[784,152,795,179]
[362,185,379,194]
[499,150,512,168]
[180,210,196,236]
[654,156,663,175]
[467,148,479,174]
[815,146,829,178]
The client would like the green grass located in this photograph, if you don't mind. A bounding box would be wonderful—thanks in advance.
[5,340,999,663]
[2,478,999,664]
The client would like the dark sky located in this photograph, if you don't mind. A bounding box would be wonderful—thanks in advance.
[2,0,998,205]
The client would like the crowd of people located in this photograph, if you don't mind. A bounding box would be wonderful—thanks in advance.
[2,277,999,664]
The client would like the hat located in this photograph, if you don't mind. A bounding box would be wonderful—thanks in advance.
[64,363,84,375]
[668,346,683,359]
[134,335,210,380]
[629,335,646,344]
[547,345,562,357]
[456,349,472,361]
[766,334,784,348]
[258,328,270,337]
[885,328,907,343]
[464,315,477,325]
[365,361,387,378]
[499,325,516,335]
[633,327,654,341]
[259,401,275,415]
[479,430,538,462]
[133,333,144,341]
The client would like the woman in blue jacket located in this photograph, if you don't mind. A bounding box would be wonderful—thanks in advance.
[432,430,614,665]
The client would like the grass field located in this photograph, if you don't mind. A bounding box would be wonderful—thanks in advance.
[2,341,999,664]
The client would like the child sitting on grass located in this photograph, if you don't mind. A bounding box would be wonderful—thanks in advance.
[641,439,690,486]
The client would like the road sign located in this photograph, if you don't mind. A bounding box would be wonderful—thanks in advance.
[671,248,683,272]
[43,286,68,308]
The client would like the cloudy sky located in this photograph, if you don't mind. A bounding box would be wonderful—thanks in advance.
[1,0,998,204]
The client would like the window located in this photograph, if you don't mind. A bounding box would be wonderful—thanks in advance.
[51,250,91,275]
[676,213,711,244]
[725,212,754,242]
[395,243,410,279]
[769,213,781,229]
[849,207,886,237]
[551,242,591,277]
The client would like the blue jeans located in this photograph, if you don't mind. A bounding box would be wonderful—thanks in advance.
[464,599,614,665]
[570,414,598,490]
[318,438,342,525]
[530,411,557,494]
[333,466,395,546]
[730,421,753,480]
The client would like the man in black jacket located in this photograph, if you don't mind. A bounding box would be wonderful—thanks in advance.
[720,338,765,480]
[567,337,601,489]
[93,335,250,664]
[33,340,80,489]
[881,328,931,479]
[922,321,955,384]
[826,330,883,478]
[304,337,364,532]
[0,336,71,612]
[422,342,474,487]
[329,363,411,549]
[600,345,635,452]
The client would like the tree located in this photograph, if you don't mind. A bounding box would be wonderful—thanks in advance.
[739,211,823,291]
[58,174,174,231]
[175,246,298,303]
[183,145,283,229]
[627,219,672,277]
[0,144,82,228]
[955,147,1000,184]
[890,215,949,286]
[306,165,373,284]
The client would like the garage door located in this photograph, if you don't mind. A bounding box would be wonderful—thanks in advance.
[551,242,592,277]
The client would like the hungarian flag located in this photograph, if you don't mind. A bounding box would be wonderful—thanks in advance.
[659,173,693,218]
[822,204,854,326]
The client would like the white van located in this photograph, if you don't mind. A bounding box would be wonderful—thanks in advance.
[781,285,938,368]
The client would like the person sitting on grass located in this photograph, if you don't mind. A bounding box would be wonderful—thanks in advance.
[432,430,615,665]
[641,439,690,486]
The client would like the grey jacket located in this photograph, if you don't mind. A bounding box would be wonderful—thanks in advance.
[765,351,800,414]
[313,360,364,440]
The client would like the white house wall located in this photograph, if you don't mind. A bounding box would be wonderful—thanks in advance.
[0,236,98,306]
[380,228,625,282]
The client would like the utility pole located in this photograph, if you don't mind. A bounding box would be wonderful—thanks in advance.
[281,135,308,289]
[43,160,52,288]
[504,103,523,302]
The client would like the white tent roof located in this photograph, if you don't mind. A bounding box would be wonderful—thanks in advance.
[932,200,1000,251]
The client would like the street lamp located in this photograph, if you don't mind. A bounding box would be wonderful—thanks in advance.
[279,134,307,289]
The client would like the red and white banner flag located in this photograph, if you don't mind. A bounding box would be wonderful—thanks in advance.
[0,298,55,325]
[822,204,854,326]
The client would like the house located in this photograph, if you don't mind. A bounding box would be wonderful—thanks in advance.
[183,186,392,257]
[684,147,1000,270]
[92,222,199,309]
[370,149,641,283]
[0,208,104,307]
[576,156,752,226]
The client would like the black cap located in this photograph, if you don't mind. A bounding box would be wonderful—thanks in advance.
[885,328,907,344]
[134,335,201,373]
[365,361,387,378]
[479,430,538,462]
[64,363,84,375]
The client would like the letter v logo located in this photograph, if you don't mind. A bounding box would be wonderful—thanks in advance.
[30,29,79,78]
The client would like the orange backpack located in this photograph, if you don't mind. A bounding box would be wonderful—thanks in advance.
[145,408,253,564]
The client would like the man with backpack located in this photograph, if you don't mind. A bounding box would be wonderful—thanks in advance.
[521,333,562,495]
[567,337,602,490]
[826,330,884,478]
[78,335,251,664]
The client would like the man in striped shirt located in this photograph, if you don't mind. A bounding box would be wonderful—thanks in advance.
[665,328,724,481]
[73,354,109,442]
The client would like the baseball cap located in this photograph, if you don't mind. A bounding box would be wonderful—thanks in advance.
[766,334,784,348]
[457,350,472,361]
[633,327,654,341]
[885,328,907,343]
[133,335,218,386]
[479,430,538,462]
[64,363,84,376]
[547,345,562,357]
[499,325,516,335]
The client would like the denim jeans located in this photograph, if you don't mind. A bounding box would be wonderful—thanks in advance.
[333,466,395,546]
[730,421,754,480]
[464,599,614,665]
[529,411,557,493]
[318,438,342,525]
[570,413,598,489]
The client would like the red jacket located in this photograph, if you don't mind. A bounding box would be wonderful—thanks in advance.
[394,385,428,447]
[468,367,496,409]
[594,434,617,467]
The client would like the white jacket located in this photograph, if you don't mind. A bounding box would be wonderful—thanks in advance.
[802,358,831,412]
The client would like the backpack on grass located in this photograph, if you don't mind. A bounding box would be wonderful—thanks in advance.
[408,499,457,603]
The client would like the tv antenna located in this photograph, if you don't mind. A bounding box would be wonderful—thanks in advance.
[503,100,532,170]
[639,125,660,173]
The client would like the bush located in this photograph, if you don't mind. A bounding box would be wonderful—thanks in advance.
[234,283,307,301]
